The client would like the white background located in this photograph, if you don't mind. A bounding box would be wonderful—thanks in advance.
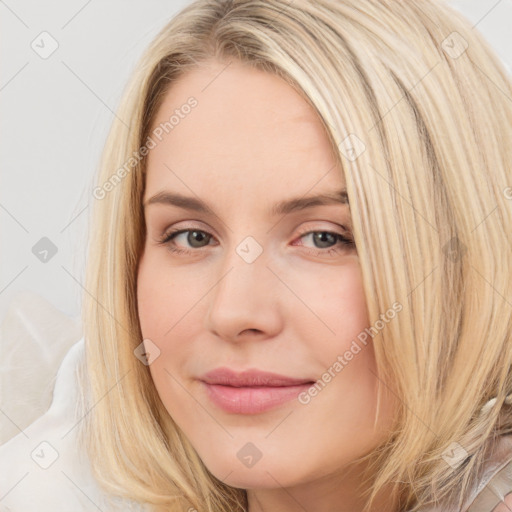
[1,0,511,324]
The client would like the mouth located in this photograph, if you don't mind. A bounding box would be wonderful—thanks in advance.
[199,367,316,414]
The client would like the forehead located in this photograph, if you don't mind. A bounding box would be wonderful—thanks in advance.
[144,59,344,205]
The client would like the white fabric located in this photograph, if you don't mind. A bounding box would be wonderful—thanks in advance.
[0,290,83,444]
[0,293,147,511]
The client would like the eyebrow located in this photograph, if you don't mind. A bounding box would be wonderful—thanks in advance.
[143,188,349,216]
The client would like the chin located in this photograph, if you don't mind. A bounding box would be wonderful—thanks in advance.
[203,455,304,490]
[223,470,295,490]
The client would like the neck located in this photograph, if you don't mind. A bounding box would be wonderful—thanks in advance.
[246,462,401,512]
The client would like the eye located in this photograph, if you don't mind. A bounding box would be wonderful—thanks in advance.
[157,228,215,255]
[156,226,355,257]
[294,229,355,256]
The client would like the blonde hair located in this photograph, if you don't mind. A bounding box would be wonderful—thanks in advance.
[78,1,512,511]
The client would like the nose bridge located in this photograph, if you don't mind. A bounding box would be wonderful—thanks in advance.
[214,235,270,309]
[205,234,282,340]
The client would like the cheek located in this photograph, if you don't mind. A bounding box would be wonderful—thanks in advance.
[136,249,204,341]
[136,250,207,396]
[292,257,370,350]
[291,260,378,418]
[329,266,369,335]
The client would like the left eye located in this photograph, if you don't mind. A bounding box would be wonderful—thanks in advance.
[296,230,354,250]
[157,228,355,255]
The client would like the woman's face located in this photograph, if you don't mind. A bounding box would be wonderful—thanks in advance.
[137,58,397,493]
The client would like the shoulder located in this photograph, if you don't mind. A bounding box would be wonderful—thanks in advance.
[416,435,512,512]
[491,492,512,512]
[464,434,512,512]
[0,339,147,512]
[0,338,96,511]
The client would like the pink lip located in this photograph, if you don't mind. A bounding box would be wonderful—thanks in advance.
[199,367,316,414]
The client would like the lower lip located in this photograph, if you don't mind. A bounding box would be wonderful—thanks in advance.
[201,381,314,414]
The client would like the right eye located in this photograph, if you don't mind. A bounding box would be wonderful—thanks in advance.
[157,227,217,255]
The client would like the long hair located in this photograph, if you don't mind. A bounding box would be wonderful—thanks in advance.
[78,1,512,511]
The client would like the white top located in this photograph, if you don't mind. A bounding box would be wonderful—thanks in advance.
[0,337,148,511]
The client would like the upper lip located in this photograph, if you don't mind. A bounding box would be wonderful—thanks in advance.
[200,367,315,387]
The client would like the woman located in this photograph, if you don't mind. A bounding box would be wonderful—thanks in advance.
[78,0,512,511]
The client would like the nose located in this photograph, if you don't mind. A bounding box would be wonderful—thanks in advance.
[204,242,283,343]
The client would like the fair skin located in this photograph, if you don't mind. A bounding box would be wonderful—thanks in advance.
[137,58,400,512]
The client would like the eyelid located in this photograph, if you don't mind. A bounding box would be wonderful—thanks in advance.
[157,221,354,257]
[295,221,350,235]
[156,219,215,239]
[159,220,350,243]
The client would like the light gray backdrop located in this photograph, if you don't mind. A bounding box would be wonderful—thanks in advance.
[1,0,511,324]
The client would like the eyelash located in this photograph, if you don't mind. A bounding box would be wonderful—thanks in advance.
[157,226,355,257]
